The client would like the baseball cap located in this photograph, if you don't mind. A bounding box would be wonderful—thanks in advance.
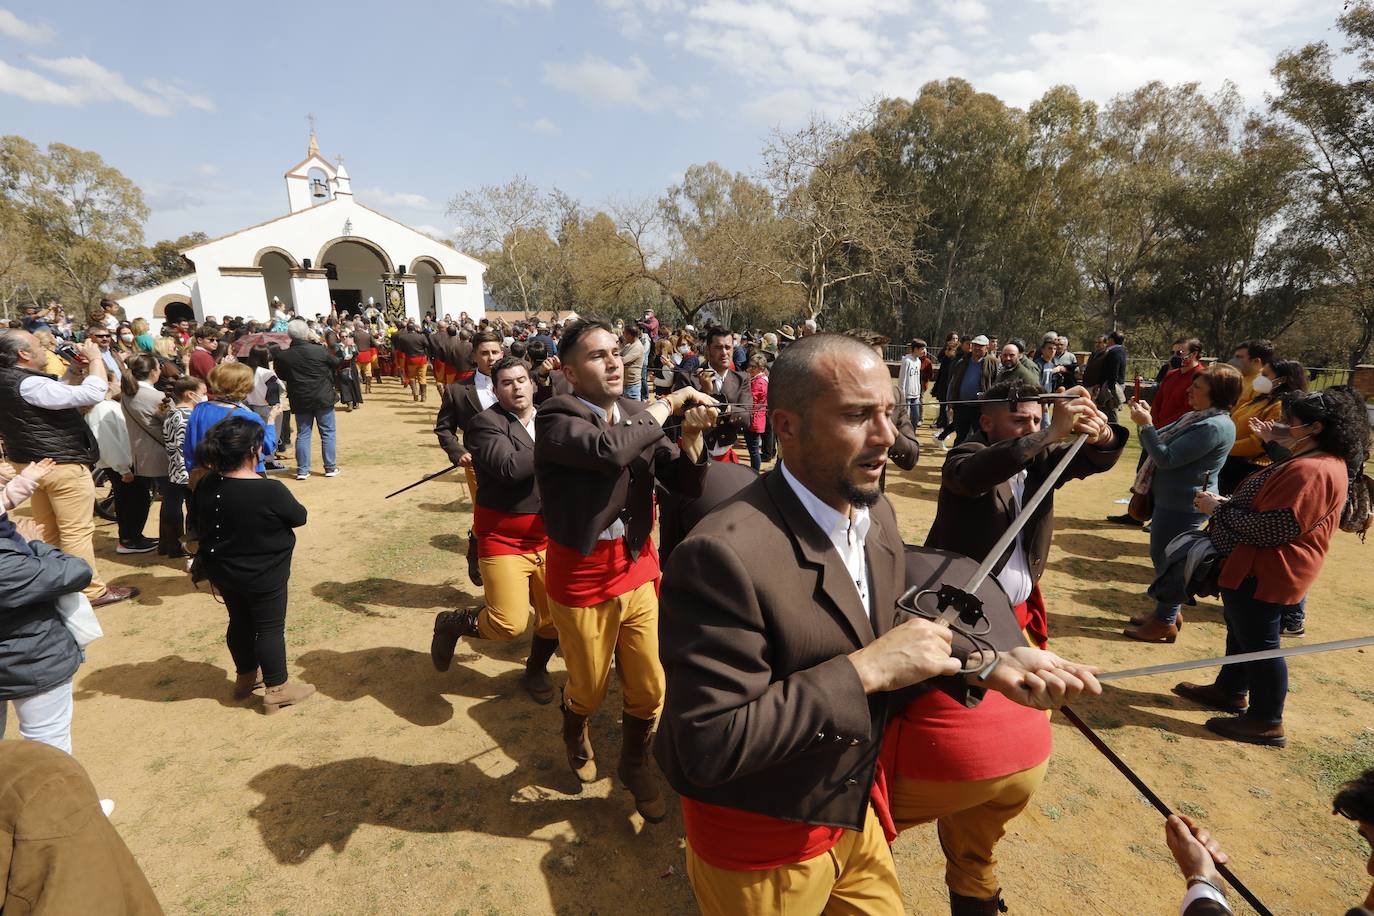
[971,334,989,346]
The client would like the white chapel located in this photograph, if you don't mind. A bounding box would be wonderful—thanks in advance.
[118,132,486,326]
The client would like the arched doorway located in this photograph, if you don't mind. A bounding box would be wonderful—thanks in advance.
[255,247,297,312]
[316,237,393,318]
[154,295,195,325]
[412,256,443,319]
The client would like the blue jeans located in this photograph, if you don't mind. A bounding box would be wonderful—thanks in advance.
[744,431,764,472]
[906,397,922,427]
[1150,506,1207,624]
[295,408,337,474]
[1214,577,1287,722]
[1281,597,1306,630]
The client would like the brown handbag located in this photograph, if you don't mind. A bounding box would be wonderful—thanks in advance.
[1127,488,1154,523]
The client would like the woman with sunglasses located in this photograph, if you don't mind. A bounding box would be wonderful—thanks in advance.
[1175,388,1371,747]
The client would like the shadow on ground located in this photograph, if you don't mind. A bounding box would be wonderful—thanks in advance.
[312,578,467,617]
[75,654,240,707]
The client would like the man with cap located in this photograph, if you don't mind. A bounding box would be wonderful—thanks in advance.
[944,335,994,446]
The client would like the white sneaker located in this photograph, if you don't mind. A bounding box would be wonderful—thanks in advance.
[324,468,340,478]
[295,472,309,481]
[100,799,115,817]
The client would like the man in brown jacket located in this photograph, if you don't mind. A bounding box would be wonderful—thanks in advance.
[434,330,504,586]
[886,378,1123,914]
[657,333,1101,915]
[672,326,751,462]
[533,319,718,824]
[431,357,559,703]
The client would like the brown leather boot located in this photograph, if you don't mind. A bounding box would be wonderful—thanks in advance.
[233,668,263,700]
[1130,609,1184,628]
[263,680,315,714]
[618,714,666,823]
[430,608,481,672]
[1205,714,1286,747]
[561,703,597,783]
[1172,682,1249,713]
[466,530,483,587]
[1123,617,1178,643]
[949,888,1007,915]
[521,635,559,705]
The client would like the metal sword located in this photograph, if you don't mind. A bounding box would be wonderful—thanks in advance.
[1096,635,1374,682]
[384,464,461,499]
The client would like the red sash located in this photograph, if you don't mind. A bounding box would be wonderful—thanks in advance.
[545,536,660,607]
[473,506,547,557]
[356,348,377,364]
[681,762,896,871]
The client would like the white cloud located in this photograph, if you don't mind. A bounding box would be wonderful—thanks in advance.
[0,9,53,43]
[195,163,220,177]
[530,117,560,134]
[0,54,215,115]
[544,54,706,118]
[412,224,457,241]
[145,185,202,211]
[360,187,435,209]
[939,0,988,24]
[490,0,553,7]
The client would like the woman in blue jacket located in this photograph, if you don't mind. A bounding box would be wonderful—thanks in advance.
[1124,363,1243,643]
[183,361,276,476]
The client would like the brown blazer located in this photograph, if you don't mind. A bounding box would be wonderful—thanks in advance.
[924,425,1127,583]
[466,405,540,515]
[656,459,757,566]
[673,366,751,450]
[533,394,706,557]
[434,382,485,464]
[655,470,904,830]
[391,329,427,358]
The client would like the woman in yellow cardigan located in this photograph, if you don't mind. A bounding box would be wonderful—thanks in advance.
[1218,360,1308,495]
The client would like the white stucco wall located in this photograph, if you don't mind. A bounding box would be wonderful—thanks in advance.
[118,195,485,325]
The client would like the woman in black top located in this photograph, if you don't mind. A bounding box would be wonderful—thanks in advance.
[191,417,314,713]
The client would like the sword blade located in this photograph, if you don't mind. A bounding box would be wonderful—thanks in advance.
[1098,635,1374,682]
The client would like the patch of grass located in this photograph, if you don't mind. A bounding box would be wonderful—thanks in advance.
[1247,785,1272,799]
[1039,803,1063,821]
[1293,729,1374,794]
[1352,687,1374,704]
[145,755,171,775]
[1154,726,1180,744]
[1177,800,1209,820]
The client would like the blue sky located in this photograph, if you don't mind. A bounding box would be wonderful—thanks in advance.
[0,1,1340,245]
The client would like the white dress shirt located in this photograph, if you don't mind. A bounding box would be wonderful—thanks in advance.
[779,461,872,618]
[576,396,628,542]
[474,371,497,409]
[995,469,1034,607]
[19,373,109,410]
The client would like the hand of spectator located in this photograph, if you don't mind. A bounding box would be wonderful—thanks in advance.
[1249,417,1277,442]
[1193,491,1226,516]
[78,339,102,366]
[19,458,57,482]
[1127,398,1153,427]
[458,452,473,468]
[982,646,1101,710]
[668,387,719,416]
[1165,814,1227,884]
[120,472,135,484]
[848,617,962,693]
[15,518,46,542]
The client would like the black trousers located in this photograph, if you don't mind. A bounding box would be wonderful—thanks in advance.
[158,479,187,556]
[214,579,290,687]
[111,474,152,544]
[951,405,981,446]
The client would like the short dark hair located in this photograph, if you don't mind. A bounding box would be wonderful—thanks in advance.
[1236,338,1274,364]
[959,334,972,343]
[1333,768,1374,823]
[193,415,265,473]
[1182,338,1203,355]
[559,319,615,361]
[1268,359,1308,395]
[1200,363,1243,411]
[768,333,878,420]
[705,326,731,348]
[472,330,503,349]
[981,378,1046,412]
[910,338,927,350]
[490,355,529,385]
[1108,330,1125,345]
[193,324,219,341]
[171,376,205,400]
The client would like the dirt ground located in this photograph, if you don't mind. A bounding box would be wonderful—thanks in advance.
[30,380,1374,915]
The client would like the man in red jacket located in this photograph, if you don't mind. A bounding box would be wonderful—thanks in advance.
[1152,338,1205,428]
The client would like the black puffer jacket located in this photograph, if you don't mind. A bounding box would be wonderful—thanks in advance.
[272,339,340,414]
[0,538,91,700]
[0,365,99,465]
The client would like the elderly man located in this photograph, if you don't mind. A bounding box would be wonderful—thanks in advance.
[657,334,1100,915]
[945,335,995,446]
[272,319,341,480]
[0,331,137,607]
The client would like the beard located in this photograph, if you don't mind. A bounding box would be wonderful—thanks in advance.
[840,475,882,508]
